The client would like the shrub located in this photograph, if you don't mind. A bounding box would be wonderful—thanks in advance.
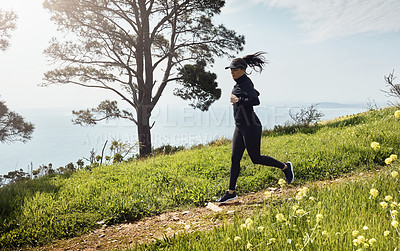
[289,104,324,126]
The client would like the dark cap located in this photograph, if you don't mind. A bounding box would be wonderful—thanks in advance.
[225,58,247,69]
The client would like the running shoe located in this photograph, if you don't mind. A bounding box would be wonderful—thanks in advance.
[283,162,294,184]
[216,191,238,203]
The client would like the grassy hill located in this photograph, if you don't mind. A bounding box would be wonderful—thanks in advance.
[137,166,400,250]
[1,107,399,249]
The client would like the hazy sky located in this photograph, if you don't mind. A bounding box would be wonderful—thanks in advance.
[1,0,400,112]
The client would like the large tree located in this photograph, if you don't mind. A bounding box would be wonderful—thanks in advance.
[0,9,17,51]
[42,0,245,157]
[0,11,34,143]
[0,100,35,143]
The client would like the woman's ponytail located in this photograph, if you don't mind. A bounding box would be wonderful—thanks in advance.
[242,51,267,73]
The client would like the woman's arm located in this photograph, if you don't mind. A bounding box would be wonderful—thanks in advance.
[237,87,260,106]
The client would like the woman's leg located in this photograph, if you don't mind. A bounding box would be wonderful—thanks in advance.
[228,126,246,191]
[243,125,286,169]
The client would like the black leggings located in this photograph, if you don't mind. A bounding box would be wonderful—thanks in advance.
[229,124,285,190]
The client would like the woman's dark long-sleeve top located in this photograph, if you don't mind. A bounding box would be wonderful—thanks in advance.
[231,74,261,127]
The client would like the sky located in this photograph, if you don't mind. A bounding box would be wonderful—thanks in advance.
[1,0,400,113]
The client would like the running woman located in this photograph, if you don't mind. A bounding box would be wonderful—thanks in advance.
[216,52,294,204]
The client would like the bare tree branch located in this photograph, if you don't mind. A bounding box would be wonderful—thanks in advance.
[381,70,400,103]
[0,9,18,51]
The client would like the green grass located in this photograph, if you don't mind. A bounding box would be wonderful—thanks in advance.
[1,107,400,248]
[136,165,400,250]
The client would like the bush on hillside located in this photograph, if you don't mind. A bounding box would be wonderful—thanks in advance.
[289,104,324,126]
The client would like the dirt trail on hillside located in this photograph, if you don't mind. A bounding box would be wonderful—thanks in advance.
[32,171,376,251]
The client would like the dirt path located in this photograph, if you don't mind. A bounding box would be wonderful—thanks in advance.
[33,171,377,250]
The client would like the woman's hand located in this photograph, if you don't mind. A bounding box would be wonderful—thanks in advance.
[230,94,239,104]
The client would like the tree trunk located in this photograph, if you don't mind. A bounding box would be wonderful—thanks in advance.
[137,104,152,157]
[134,1,154,158]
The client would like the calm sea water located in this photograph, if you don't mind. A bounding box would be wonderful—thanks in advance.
[0,104,366,175]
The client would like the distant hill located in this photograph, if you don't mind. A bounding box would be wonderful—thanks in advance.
[313,102,366,109]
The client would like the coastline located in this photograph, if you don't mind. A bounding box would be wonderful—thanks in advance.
[0,103,367,176]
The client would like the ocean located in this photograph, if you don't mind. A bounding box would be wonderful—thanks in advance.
[0,104,366,176]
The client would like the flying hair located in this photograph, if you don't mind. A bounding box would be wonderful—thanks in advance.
[242,51,268,73]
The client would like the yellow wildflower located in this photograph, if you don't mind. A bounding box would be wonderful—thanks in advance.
[309,196,315,201]
[316,214,323,222]
[391,210,398,217]
[384,231,390,237]
[392,171,399,178]
[258,226,265,232]
[296,209,306,216]
[264,191,272,199]
[363,226,369,231]
[295,187,309,201]
[300,186,310,193]
[269,238,276,243]
[385,158,393,165]
[246,242,253,249]
[234,236,241,242]
[278,178,286,187]
[391,201,398,208]
[321,230,328,237]
[276,213,286,222]
[245,218,253,226]
[295,193,305,200]
[353,238,360,246]
[391,220,399,228]
[390,154,398,161]
[357,235,366,243]
[241,219,253,230]
[370,142,380,150]
[352,230,359,237]
[370,188,379,198]
[243,219,253,229]
[385,195,393,202]
[368,238,377,246]
[380,202,388,209]
[395,110,400,119]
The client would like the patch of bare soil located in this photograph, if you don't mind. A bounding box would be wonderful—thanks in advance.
[32,170,380,250]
